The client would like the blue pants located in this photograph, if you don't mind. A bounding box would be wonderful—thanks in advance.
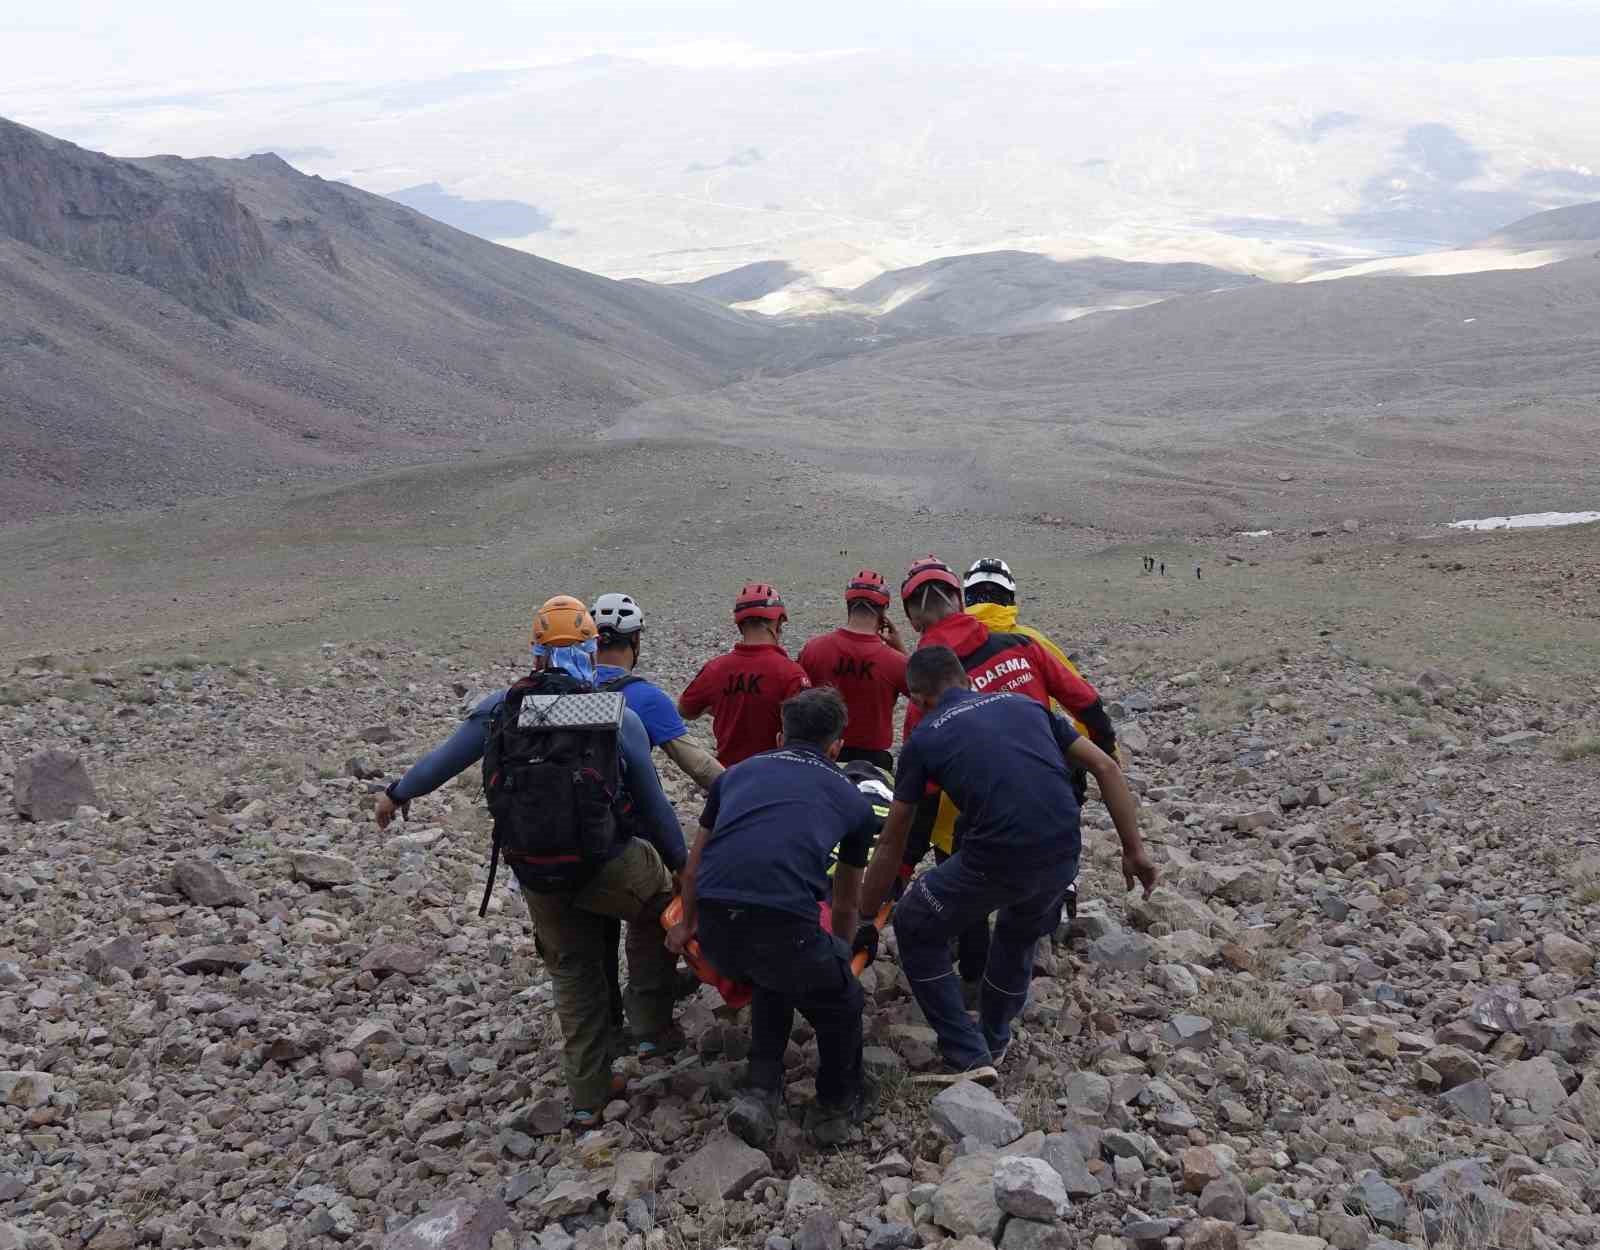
[893,851,1077,1070]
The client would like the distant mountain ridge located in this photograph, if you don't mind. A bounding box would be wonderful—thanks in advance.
[1481,200,1600,245]
[0,118,806,518]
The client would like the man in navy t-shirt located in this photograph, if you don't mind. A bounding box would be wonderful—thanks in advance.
[667,688,877,1148]
[855,646,1157,1081]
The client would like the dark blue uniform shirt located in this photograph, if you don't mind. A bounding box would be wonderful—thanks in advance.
[696,743,876,919]
[894,688,1081,875]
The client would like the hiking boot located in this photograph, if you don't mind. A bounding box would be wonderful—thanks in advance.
[909,1062,999,1088]
[726,1087,780,1149]
[804,1078,879,1148]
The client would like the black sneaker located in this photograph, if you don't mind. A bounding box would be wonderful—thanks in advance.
[804,1078,879,1147]
[727,1087,780,1149]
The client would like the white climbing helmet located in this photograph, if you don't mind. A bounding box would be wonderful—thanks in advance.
[963,557,1017,595]
[590,592,644,637]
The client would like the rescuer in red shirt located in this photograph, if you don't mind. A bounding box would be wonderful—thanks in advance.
[679,583,811,767]
[797,570,910,772]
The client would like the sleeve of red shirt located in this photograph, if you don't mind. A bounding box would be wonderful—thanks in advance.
[1030,641,1098,712]
[1029,641,1116,752]
[678,662,715,719]
[796,639,824,688]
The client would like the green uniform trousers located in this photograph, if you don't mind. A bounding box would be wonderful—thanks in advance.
[521,837,676,1109]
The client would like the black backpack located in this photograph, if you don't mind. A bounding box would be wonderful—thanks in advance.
[478,671,631,912]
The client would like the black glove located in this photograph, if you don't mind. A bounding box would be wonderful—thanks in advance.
[851,922,880,967]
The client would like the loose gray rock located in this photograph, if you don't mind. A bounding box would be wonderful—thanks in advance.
[932,1152,1003,1240]
[84,935,145,977]
[667,1131,771,1203]
[1439,1078,1493,1125]
[290,850,359,887]
[170,859,256,908]
[999,1218,1075,1249]
[1198,1174,1247,1223]
[1488,1056,1567,1117]
[929,1080,1024,1147]
[794,1210,841,1250]
[173,944,258,974]
[993,1155,1070,1221]
[360,943,429,978]
[1162,1013,1216,1050]
[1039,1133,1101,1198]
[0,1071,52,1109]
[13,749,99,821]
[380,1196,514,1250]
[1087,929,1153,972]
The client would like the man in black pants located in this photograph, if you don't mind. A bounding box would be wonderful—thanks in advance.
[667,688,877,1147]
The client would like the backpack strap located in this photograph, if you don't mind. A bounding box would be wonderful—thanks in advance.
[600,673,647,693]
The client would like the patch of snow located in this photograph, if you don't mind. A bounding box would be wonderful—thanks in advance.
[1449,511,1600,531]
[1235,530,1273,537]
[1300,246,1568,283]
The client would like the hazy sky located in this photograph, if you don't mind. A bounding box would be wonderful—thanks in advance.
[7,0,1600,96]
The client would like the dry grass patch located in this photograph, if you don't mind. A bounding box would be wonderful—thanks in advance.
[1197,978,1293,1042]
[1556,734,1600,763]
[1567,857,1600,907]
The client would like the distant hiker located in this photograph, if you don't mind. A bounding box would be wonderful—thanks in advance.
[1195,565,1202,580]
[1159,561,1165,576]
[798,569,909,772]
[667,688,877,1146]
[857,646,1156,1082]
[590,591,724,1036]
[374,596,686,1126]
[679,584,810,767]
[592,593,723,789]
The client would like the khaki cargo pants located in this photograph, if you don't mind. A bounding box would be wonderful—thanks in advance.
[522,838,676,1109]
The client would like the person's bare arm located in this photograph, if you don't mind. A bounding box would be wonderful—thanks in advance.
[831,865,862,941]
[859,799,915,922]
[1067,737,1156,897]
[665,824,711,954]
[663,737,724,791]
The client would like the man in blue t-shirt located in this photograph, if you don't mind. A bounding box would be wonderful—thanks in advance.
[667,688,877,1148]
[855,646,1157,1081]
[592,592,723,790]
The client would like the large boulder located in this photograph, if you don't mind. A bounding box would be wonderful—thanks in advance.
[13,750,98,821]
[928,1081,1023,1147]
[1040,1133,1102,1198]
[171,859,255,909]
[381,1197,514,1250]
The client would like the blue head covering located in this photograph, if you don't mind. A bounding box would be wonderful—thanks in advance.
[532,638,598,686]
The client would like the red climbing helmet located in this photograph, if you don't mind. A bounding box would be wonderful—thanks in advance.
[900,555,961,601]
[733,582,787,625]
[845,569,890,610]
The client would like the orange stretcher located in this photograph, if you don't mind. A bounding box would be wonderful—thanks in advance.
[660,897,893,1006]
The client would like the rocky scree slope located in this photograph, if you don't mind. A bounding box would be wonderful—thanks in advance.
[1,643,1599,1250]
[0,119,809,520]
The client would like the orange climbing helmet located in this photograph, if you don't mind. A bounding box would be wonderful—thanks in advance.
[531,595,597,648]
